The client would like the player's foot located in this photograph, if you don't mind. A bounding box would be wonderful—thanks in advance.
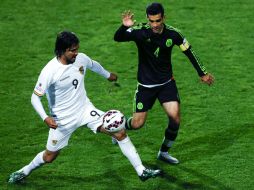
[139,168,162,181]
[112,137,118,145]
[8,170,27,183]
[157,151,179,164]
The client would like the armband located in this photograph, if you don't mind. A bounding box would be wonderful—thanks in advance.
[34,90,43,97]
[179,38,190,51]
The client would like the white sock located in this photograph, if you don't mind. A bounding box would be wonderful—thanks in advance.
[21,151,45,175]
[117,136,145,176]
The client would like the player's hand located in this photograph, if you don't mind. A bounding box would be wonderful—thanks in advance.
[122,10,136,27]
[44,117,58,129]
[201,73,214,86]
[108,73,118,82]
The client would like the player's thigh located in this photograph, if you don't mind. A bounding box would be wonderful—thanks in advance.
[158,80,180,104]
[81,103,104,133]
[134,84,157,112]
[162,101,180,123]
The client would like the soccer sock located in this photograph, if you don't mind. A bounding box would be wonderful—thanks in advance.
[21,151,45,176]
[117,136,145,176]
[160,122,179,152]
[124,117,133,130]
[160,137,175,152]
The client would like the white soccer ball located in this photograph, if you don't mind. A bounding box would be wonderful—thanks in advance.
[102,110,126,133]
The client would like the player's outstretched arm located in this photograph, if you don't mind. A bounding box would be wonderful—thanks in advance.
[114,10,137,42]
[200,73,214,86]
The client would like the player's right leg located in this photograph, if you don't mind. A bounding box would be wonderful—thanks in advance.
[125,84,156,130]
[8,126,73,184]
[127,112,147,129]
[8,150,59,183]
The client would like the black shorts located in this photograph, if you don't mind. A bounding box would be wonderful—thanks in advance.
[134,80,180,112]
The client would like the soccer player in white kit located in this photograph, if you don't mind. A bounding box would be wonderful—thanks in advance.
[8,31,161,183]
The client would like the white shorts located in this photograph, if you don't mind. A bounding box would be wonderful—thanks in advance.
[46,103,105,152]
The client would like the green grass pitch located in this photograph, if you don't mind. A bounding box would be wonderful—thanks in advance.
[0,0,253,189]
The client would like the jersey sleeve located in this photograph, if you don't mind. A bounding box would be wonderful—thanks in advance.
[88,59,110,79]
[31,93,48,121]
[79,53,110,79]
[172,29,208,76]
[33,65,53,97]
[171,28,189,48]
[114,24,144,42]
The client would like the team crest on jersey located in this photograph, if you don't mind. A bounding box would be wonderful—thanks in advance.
[79,66,84,74]
[166,39,173,47]
[52,140,58,146]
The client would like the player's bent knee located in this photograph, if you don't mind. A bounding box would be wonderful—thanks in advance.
[112,129,127,141]
[169,117,180,127]
[43,151,59,163]
[168,119,180,131]
[131,119,145,129]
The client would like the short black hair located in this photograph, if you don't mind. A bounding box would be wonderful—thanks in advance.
[146,2,164,17]
[54,31,79,57]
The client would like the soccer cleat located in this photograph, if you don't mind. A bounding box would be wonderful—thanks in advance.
[157,151,179,164]
[111,137,118,145]
[139,168,162,181]
[8,170,27,184]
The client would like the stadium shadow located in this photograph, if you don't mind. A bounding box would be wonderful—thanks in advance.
[23,169,125,189]
[143,161,233,190]
[150,124,252,190]
[175,165,234,190]
[177,124,250,161]
[145,161,234,190]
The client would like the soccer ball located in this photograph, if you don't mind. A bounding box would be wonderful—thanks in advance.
[102,110,126,133]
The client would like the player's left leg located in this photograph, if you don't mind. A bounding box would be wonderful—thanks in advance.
[157,81,181,164]
[84,105,161,181]
[100,127,161,181]
[158,101,180,164]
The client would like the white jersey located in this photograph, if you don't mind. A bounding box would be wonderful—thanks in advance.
[33,53,110,123]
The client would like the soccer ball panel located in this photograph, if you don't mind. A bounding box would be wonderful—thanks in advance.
[102,110,126,133]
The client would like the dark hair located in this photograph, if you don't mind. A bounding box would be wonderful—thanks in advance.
[146,2,164,17]
[54,31,79,57]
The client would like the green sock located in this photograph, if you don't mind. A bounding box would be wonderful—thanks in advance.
[125,117,133,130]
